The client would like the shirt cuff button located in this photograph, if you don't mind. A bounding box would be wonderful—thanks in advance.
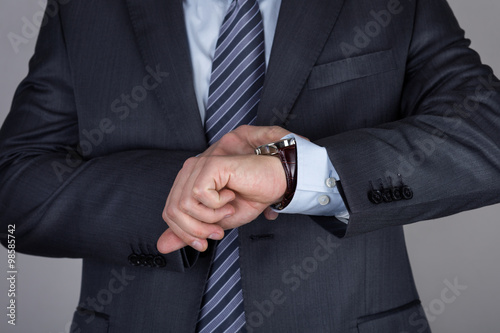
[318,195,330,205]
[325,177,337,188]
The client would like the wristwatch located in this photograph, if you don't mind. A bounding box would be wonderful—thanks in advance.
[255,138,297,210]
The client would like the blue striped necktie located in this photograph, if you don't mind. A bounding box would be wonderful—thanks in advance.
[196,0,265,332]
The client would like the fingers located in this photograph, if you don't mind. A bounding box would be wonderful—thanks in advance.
[179,195,234,222]
[183,156,239,211]
[216,197,271,229]
[160,148,287,253]
[181,157,235,212]
[157,229,187,254]
[264,206,279,220]
[163,201,225,252]
[233,125,290,149]
[204,131,245,156]
[204,125,297,158]
[161,155,232,252]
[158,205,277,255]
[162,206,224,251]
[192,184,236,211]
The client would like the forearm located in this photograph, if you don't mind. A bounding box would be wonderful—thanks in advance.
[0,149,199,267]
[315,62,500,237]
[313,0,500,237]
[0,4,201,269]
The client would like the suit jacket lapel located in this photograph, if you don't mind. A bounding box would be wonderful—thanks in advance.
[125,0,207,150]
[257,0,345,127]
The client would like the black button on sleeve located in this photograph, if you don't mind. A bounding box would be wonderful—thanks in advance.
[391,187,402,201]
[145,255,155,267]
[402,186,413,200]
[128,254,141,266]
[368,190,383,204]
[382,189,393,203]
[154,255,166,267]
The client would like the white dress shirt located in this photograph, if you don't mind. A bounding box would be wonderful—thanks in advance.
[183,0,349,221]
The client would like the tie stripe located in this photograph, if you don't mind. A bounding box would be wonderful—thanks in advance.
[198,288,245,333]
[213,0,260,60]
[206,61,264,131]
[197,0,264,331]
[197,230,246,333]
[204,0,265,145]
[211,10,263,74]
[206,68,264,143]
[199,270,241,322]
[207,28,264,109]
[206,44,265,111]
[201,267,240,313]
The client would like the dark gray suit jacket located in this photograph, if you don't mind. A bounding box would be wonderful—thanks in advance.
[1,0,500,332]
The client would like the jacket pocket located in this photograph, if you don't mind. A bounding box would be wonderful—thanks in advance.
[70,307,109,333]
[357,300,431,333]
[308,49,397,90]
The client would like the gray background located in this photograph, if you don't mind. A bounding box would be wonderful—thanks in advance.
[1,1,499,332]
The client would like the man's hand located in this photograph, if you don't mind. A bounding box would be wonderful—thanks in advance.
[201,125,291,156]
[157,125,292,254]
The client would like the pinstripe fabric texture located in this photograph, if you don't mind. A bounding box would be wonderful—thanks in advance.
[196,0,265,332]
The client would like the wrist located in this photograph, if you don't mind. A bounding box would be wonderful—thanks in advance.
[273,144,297,209]
[269,155,288,204]
[255,138,297,210]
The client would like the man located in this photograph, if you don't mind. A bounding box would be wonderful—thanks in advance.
[1,0,499,332]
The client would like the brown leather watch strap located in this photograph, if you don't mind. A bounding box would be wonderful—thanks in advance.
[273,144,297,210]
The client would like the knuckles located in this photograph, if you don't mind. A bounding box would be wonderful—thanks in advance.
[235,124,251,133]
[163,204,179,222]
[267,125,286,140]
[190,226,210,239]
[163,206,208,240]
[192,185,206,202]
[182,156,198,169]
[178,197,192,214]
[218,131,239,148]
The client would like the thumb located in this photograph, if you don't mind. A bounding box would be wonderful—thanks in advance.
[157,229,188,254]
[264,206,279,220]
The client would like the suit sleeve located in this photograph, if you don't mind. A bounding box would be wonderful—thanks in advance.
[0,6,198,271]
[313,0,500,237]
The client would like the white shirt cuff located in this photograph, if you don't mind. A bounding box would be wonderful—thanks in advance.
[273,134,350,223]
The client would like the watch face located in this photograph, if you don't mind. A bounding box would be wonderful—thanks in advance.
[255,138,295,155]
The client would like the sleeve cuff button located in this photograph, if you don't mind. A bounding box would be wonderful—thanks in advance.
[325,177,337,188]
[318,195,330,205]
